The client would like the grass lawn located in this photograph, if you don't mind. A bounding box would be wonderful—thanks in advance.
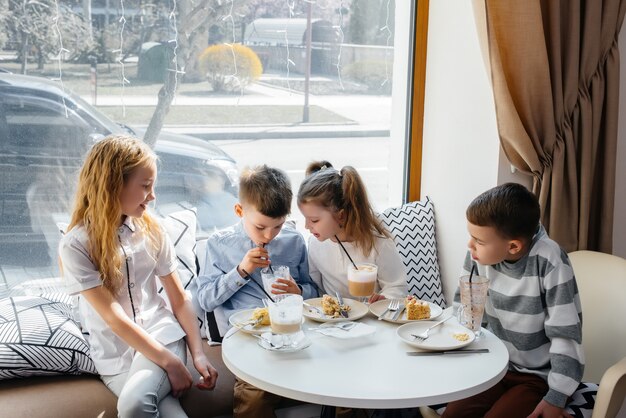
[98,105,353,125]
[1,61,354,125]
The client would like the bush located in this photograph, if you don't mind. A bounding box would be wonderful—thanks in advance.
[198,44,263,93]
[342,60,393,94]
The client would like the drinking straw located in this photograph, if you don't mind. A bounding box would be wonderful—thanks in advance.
[334,235,359,270]
[260,243,274,273]
[469,264,476,283]
[468,264,476,328]
[241,267,274,300]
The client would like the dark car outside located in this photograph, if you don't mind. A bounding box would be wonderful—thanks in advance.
[0,73,238,291]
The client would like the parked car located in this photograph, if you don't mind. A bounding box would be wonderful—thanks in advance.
[0,73,238,280]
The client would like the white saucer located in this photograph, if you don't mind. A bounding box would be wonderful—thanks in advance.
[256,332,312,352]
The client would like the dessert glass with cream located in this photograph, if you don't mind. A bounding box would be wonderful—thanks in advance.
[267,294,303,346]
[347,263,378,303]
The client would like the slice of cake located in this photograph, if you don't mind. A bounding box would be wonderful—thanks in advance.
[251,307,271,326]
[321,294,351,318]
[404,295,431,320]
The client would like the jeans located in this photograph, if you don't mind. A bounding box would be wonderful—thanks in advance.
[101,339,188,418]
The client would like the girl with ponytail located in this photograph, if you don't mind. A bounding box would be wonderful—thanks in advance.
[297,161,407,302]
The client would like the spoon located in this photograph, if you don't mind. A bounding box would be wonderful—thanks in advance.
[251,333,283,349]
[308,322,357,332]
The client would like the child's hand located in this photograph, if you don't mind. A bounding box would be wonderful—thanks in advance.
[274,276,301,295]
[193,354,218,391]
[164,356,194,398]
[369,293,385,303]
[527,400,572,418]
[238,247,270,275]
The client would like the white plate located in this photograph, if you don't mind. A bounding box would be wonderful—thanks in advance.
[369,299,443,323]
[302,297,369,323]
[310,322,377,339]
[228,309,272,335]
[396,321,476,351]
[256,332,312,352]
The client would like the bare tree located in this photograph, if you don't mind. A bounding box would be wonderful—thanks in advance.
[7,0,94,73]
[143,0,244,147]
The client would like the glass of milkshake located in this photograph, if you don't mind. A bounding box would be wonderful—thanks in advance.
[347,263,378,303]
[267,294,303,347]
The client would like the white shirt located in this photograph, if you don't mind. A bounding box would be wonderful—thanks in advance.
[307,235,408,299]
[60,217,185,375]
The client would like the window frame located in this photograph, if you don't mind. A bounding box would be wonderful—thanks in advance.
[407,0,429,202]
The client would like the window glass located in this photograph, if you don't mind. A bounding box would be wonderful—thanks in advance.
[0,0,414,296]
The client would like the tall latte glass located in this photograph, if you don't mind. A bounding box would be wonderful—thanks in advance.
[348,263,378,303]
[267,294,303,346]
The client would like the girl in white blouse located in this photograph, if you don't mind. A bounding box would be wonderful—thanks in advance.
[297,161,407,302]
[60,136,217,418]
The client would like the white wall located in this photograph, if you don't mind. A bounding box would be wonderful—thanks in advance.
[420,1,501,304]
[614,27,626,259]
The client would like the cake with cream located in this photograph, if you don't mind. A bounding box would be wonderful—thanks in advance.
[321,294,351,318]
[251,307,270,326]
[404,295,430,320]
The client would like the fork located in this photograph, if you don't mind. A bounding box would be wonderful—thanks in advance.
[335,291,349,318]
[378,299,400,320]
[411,315,453,341]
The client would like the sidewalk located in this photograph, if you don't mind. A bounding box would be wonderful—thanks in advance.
[86,82,392,139]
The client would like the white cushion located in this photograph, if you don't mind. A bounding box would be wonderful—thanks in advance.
[158,207,206,337]
[378,198,446,307]
[0,294,97,379]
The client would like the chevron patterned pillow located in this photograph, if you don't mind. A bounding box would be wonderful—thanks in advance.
[158,207,206,337]
[379,198,446,307]
[0,294,97,379]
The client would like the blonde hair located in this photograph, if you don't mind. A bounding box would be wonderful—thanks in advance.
[298,161,390,255]
[67,135,161,295]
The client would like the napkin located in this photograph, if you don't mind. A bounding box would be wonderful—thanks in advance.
[314,323,376,339]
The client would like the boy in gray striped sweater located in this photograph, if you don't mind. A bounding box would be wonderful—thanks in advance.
[442,183,583,418]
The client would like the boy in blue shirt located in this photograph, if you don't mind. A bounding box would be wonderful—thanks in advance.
[196,164,317,417]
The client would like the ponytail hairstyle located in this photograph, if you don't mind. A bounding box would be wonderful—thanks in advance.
[298,161,390,255]
[67,135,161,295]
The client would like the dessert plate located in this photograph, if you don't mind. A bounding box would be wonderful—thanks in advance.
[369,299,443,323]
[303,297,369,323]
[397,321,475,351]
[228,309,271,335]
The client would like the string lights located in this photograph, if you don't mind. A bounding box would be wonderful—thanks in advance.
[52,0,69,116]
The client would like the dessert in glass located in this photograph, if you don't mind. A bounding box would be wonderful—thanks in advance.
[267,294,303,347]
[347,263,378,303]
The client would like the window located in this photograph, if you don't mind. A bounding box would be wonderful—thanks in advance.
[0,0,424,295]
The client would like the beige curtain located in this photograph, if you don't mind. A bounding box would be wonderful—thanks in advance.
[479,0,626,252]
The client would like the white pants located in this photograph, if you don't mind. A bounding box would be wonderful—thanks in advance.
[101,339,188,418]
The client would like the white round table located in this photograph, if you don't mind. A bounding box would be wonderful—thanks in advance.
[222,313,509,408]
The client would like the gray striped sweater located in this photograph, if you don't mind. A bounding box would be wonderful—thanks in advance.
[458,225,584,408]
